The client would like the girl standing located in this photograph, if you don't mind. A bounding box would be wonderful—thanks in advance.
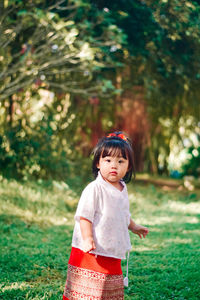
[63,132,149,300]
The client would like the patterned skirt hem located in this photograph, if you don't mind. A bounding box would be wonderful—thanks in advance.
[63,264,124,299]
[63,248,124,299]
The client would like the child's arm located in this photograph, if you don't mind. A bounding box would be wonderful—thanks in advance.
[80,217,96,253]
[128,218,149,239]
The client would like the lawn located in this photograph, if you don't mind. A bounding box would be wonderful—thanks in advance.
[0,177,199,299]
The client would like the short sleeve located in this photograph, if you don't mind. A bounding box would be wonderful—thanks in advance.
[124,184,131,226]
[127,212,131,226]
[74,182,97,223]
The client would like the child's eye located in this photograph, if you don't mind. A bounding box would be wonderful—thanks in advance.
[119,160,124,163]
[106,159,111,162]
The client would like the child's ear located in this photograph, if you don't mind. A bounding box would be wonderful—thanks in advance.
[96,162,99,169]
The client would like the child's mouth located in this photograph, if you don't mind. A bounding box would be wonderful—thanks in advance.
[110,172,117,175]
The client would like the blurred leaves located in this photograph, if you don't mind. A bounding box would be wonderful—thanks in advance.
[0,0,200,179]
[0,0,124,100]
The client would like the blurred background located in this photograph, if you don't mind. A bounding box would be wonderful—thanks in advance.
[1,2,200,299]
[0,0,200,186]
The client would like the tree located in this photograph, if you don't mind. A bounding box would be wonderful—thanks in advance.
[0,0,125,179]
[0,0,199,179]
[0,0,123,102]
[90,0,200,174]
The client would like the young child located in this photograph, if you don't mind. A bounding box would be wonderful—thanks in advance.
[63,132,149,300]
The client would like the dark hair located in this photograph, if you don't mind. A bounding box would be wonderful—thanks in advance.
[92,132,135,183]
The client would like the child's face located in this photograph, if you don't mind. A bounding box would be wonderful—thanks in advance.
[97,153,129,186]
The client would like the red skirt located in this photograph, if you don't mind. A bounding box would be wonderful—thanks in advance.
[63,247,124,300]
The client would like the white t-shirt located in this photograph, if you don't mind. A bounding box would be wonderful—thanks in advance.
[72,172,132,259]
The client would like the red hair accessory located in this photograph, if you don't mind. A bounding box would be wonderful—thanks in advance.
[107,132,128,142]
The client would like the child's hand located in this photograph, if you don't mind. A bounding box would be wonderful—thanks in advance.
[131,224,149,239]
[82,237,96,253]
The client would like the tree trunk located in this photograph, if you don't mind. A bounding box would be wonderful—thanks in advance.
[0,1,4,16]
[8,95,14,127]
[147,133,158,174]
[115,87,149,173]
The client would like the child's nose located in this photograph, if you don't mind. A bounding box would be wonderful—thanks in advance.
[111,161,117,168]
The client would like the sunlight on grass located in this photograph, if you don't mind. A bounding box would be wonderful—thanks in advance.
[1,179,200,299]
[168,201,200,214]
[0,201,74,226]
[131,245,153,251]
[166,237,193,244]
[1,282,31,292]
[0,178,78,226]
[128,185,200,228]
[140,215,199,226]
[183,229,199,234]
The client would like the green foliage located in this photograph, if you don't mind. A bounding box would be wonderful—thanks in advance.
[92,0,200,102]
[0,179,199,299]
[0,0,126,100]
[0,123,93,183]
[0,0,200,178]
[181,146,200,177]
[0,0,127,180]
[167,117,200,177]
[0,125,66,180]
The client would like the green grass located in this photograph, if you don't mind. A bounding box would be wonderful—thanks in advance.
[0,178,199,299]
